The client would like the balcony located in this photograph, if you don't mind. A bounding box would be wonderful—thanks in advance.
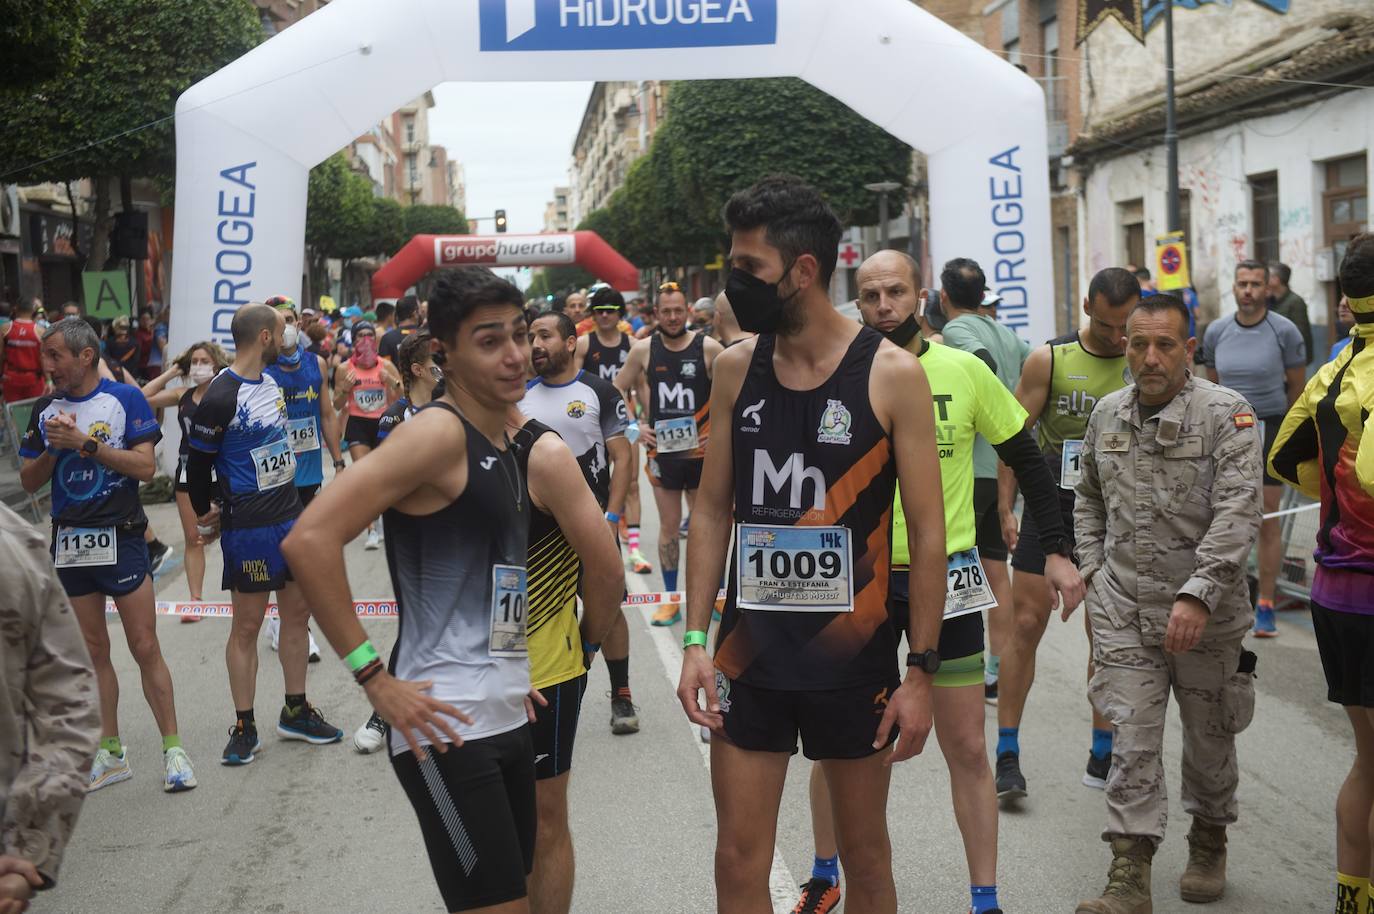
[1038,75,1070,158]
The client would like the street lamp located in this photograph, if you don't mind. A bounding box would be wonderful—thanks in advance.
[865,181,902,249]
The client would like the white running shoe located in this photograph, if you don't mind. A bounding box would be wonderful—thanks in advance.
[353,712,387,754]
[89,748,132,792]
[163,746,197,793]
[266,615,280,651]
[308,627,322,663]
[364,528,382,551]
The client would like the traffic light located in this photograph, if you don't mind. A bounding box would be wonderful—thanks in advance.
[495,209,508,233]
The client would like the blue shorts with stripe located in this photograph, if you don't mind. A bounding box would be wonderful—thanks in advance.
[221,519,295,593]
[531,672,588,781]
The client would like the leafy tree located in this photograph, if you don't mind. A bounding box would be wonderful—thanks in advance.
[305,153,375,300]
[400,204,469,244]
[1,0,93,89]
[346,197,406,263]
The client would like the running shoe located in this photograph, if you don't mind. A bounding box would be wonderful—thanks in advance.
[700,725,712,743]
[180,610,201,624]
[278,702,344,744]
[148,541,173,575]
[364,528,382,551]
[308,627,322,663]
[610,696,640,735]
[163,746,197,792]
[353,711,387,754]
[629,548,653,574]
[680,517,690,538]
[792,877,841,914]
[1252,606,1279,638]
[267,615,280,651]
[222,721,262,766]
[650,600,681,626]
[995,751,1027,801]
[1083,751,1110,790]
[984,678,999,705]
[88,748,132,792]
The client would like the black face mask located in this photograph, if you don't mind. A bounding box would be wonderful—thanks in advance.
[882,314,921,348]
[659,324,688,339]
[725,262,796,334]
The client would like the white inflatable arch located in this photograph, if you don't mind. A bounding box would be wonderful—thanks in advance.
[169,0,1052,362]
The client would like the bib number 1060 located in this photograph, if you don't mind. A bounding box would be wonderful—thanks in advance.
[746,545,843,581]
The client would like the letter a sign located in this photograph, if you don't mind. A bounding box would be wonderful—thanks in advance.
[82,271,132,319]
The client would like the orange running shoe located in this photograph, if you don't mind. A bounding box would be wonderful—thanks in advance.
[792,878,841,914]
[650,598,681,626]
[629,548,653,574]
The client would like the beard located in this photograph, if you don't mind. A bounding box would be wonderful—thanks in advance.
[776,292,807,337]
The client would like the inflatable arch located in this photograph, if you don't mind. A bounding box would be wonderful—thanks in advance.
[169,0,1053,363]
[372,231,640,302]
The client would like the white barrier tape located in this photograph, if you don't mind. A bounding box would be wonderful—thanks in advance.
[1261,503,1320,521]
[107,590,728,616]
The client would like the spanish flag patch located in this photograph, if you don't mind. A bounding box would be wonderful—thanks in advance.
[1234,412,1256,429]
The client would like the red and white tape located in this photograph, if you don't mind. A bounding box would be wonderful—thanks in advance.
[107,590,726,616]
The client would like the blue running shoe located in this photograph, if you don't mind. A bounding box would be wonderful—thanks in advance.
[222,721,262,766]
[278,702,344,744]
[1252,606,1278,638]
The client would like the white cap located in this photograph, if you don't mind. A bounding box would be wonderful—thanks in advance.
[981,289,1003,307]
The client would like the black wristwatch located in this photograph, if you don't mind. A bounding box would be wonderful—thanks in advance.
[1043,536,1074,559]
[80,437,99,458]
[906,649,941,674]
[333,459,347,470]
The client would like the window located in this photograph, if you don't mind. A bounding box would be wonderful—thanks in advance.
[1119,198,1145,269]
[404,117,415,144]
[1002,0,1022,67]
[1251,173,1279,265]
[1323,153,1369,325]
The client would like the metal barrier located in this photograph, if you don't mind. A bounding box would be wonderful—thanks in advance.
[1261,487,1321,603]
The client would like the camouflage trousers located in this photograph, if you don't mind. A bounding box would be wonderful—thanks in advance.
[1087,608,1256,846]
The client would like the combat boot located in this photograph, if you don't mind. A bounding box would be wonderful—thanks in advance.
[1075,835,1155,914]
[1179,819,1227,903]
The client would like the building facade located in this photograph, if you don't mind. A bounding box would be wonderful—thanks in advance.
[569,81,667,225]
[544,187,571,233]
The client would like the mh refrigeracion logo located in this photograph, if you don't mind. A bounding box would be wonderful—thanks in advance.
[479,0,778,51]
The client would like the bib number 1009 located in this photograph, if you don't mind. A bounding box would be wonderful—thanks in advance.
[745,540,844,581]
[735,524,854,613]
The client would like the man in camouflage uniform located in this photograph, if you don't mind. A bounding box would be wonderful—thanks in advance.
[1073,293,1262,913]
[0,501,100,908]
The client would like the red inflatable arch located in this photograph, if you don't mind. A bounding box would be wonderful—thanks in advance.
[371,231,639,302]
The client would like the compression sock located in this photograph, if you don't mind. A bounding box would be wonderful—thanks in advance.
[1091,727,1114,760]
[626,526,641,552]
[284,693,307,715]
[236,708,256,729]
[1336,872,1368,914]
[996,727,1019,757]
[812,854,839,887]
[606,657,631,700]
[985,653,1000,684]
[100,736,122,756]
[161,734,182,752]
[663,568,678,592]
[971,884,999,914]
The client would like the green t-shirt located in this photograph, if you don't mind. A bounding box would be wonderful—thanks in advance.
[939,313,1031,478]
[892,340,1029,565]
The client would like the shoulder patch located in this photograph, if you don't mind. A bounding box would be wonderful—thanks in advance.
[1233,412,1255,429]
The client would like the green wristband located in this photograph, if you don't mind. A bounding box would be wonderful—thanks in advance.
[345,640,380,672]
[683,630,708,649]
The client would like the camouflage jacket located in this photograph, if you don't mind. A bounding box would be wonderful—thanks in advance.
[0,503,99,887]
[1074,375,1263,646]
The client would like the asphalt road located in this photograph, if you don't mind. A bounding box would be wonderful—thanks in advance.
[42,463,1346,914]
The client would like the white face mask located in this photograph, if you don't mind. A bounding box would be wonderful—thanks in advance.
[282,324,300,350]
[189,364,215,384]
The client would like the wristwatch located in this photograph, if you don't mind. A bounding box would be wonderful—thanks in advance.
[906,649,941,674]
[80,436,99,458]
[333,459,347,470]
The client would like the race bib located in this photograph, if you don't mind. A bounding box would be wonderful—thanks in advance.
[654,416,699,454]
[55,526,116,567]
[287,416,320,455]
[251,438,297,490]
[489,564,528,657]
[1060,439,1085,490]
[735,523,854,612]
[945,548,996,619]
[353,386,386,414]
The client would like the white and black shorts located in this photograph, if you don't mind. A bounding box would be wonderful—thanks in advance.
[390,725,536,912]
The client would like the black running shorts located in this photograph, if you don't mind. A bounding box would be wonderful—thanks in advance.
[1312,600,1374,708]
[713,670,901,760]
[1010,489,1076,577]
[531,673,587,781]
[647,454,703,491]
[390,726,536,912]
[1260,415,1285,487]
[344,415,381,450]
[887,570,986,661]
[296,484,321,508]
[972,478,1009,561]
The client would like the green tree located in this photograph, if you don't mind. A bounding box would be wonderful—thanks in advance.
[305,153,374,301]
[400,204,469,244]
[1,0,93,89]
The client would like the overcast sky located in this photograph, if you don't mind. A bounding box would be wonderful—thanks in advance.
[429,82,594,236]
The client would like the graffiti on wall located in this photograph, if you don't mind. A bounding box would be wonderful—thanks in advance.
[1143,0,1290,32]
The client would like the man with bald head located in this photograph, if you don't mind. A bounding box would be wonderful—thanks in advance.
[791,250,1080,914]
[711,290,751,348]
[188,302,344,766]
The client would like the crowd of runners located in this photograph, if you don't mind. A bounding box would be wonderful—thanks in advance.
[5,174,1374,914]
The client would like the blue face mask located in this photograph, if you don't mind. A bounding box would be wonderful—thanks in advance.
[278,345,303,366]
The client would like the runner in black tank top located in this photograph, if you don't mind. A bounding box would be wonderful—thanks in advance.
[646,332,712,463]
[583,332,630,382]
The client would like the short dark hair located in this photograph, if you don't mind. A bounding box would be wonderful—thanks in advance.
[1338,232,1374,299]
[1133,267,1152,281]
[231,302,279,347]
[428,267,525,345]
[1087,267,1141,307]
[590,286,625,314]
[374,301,395,323]
[723,175,843,284]
[1269,261,1291,287]
[940,258,986,310]
[396,330,432,391]
[1131,292,1191,338]
[1235,259,1269,280]
[533,310,577,341]
[395,295,420,323]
